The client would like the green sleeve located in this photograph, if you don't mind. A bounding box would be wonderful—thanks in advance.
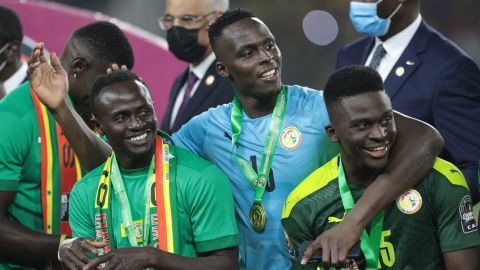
[69,181,96,239]
[0,112,30,190]
[182,164,239,253]
[281,211,319,270]
[430,168,480,252]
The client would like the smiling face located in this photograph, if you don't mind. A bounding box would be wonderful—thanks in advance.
[214,17,282,100]
[326,91,397,180]
[93,80,157,169]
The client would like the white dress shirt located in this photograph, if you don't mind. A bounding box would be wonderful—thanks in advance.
[364,14,422,81]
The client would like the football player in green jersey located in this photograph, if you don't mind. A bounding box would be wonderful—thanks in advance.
[282,66,480,269]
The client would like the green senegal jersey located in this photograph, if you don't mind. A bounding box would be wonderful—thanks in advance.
[0,82,43,232]
[0,82,43,269]
[70,146,239,256]
[282,156,480,270]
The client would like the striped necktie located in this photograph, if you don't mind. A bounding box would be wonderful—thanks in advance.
[368,44,386,70]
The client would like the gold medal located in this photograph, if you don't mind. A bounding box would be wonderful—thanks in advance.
[249,204,267,232]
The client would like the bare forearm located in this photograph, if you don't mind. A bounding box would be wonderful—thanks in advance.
[0,217,60,264]
[346,114,444,228]
[147,247,238,270]
[50,100,111,171]
[444,248,480,270]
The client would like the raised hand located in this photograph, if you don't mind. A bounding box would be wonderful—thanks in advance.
[59,237,107,270]
[27,43,69,110]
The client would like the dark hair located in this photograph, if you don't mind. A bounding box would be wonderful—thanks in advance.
[208,8,255,49]
[0,6,23,46]
[72,21,134,69]
[90,70,148,115]
[324,65,385,110]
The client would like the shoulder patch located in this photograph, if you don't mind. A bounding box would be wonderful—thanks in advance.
[396,189,422,214]
[459,195,477,234]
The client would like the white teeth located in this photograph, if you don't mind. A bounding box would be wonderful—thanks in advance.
[129,133,147,141]
[368,146,386,151]
[261,69,275,78]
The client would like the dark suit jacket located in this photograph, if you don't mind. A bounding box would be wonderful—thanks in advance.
[161,61,235,134]
[337,21,480,202]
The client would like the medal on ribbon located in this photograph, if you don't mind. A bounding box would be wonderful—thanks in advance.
[230,86,287,232]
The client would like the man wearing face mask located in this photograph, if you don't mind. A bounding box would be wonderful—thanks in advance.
[336,0,480,203]
[160,0,235,134]
[0,6,27,99]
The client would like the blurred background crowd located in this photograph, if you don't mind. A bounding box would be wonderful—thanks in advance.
[48,0,480,89]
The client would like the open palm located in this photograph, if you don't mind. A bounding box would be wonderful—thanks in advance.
[27,43,68,110]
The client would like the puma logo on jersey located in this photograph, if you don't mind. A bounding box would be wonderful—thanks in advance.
[328,212,346,223]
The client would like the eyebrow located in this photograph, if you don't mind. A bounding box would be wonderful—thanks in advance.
[236,37,274,51]
[349,109,394,123]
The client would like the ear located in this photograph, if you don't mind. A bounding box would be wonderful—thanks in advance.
[70,57,88,78]
[8,41,21,54]
[216,61,230,78]
[91,116,104,136]
[325,124,338,143]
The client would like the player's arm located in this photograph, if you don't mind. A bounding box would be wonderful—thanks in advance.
[350,112,444,229]
[0,191,60,266]
[303,112,444,265]
[82,246,238,270]
[27,43,111,171]
[444,248,480,270]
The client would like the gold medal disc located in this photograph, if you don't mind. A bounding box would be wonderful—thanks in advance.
[249,204,267,232]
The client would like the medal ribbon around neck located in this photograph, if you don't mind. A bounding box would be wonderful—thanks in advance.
[230,85,287,230]
[110,152,155,248]
[94,133,180,253]
[337,156,384,270]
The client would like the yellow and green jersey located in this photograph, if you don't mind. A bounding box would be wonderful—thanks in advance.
[282,156,480,269]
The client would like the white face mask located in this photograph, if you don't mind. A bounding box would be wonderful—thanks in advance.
[0,43,10,73]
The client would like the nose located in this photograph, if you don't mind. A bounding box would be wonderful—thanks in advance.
[259,47,274,63]
[128,115,145,130]
[369,124,387,140]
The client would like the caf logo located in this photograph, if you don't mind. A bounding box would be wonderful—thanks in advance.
[280,126,302,151]
[396,189,422,214]
[459,195,477,234]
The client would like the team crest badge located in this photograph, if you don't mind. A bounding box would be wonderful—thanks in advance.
[396,189,422,214]
[280,126,302,151]
[459,195,477,234]
[134,221,144,242]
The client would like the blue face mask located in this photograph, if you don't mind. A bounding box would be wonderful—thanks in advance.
[349,0,403,37]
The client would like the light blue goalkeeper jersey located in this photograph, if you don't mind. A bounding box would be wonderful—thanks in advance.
[173,85,339,270]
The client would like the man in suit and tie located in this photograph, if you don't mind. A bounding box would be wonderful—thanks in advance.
[336,0,480,202]
[160,0,235,134]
